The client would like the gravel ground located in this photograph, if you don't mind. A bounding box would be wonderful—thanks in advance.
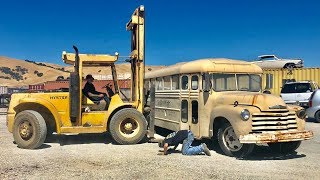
[1,108,320,180]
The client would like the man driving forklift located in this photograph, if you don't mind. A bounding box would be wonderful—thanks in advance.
[83,74,110,110]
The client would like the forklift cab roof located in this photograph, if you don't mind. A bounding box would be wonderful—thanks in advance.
[62,51,119,66]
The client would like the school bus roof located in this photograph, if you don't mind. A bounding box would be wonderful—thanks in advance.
[145,58,262,79]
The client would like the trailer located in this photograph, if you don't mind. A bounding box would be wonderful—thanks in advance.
[262,68,320,95]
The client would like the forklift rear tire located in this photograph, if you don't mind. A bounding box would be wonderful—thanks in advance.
[13,110,47,149]
[109,108,147,145]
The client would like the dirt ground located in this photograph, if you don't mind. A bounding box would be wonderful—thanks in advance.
[1,109,320,179]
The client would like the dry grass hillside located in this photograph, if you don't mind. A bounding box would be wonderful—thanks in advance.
[0,56,164,87]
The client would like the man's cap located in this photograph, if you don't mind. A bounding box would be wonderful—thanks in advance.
[85,74,94,80]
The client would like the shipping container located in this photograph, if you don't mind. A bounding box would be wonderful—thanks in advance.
[44,81,69,91]
[28,84,45,91]
[0,94,10,107]
[262,68,320,95]
[0,86,8,94]
[44,80,131,92]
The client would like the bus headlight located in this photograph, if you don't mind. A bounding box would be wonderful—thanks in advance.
[240,109,250,121]
[296,109,306,119]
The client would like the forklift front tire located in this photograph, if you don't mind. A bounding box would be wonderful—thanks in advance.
[109,108,147,145]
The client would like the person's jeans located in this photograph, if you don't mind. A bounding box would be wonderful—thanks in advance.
[181,130,204,155]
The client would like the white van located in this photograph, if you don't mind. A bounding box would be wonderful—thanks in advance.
[280,81,319,107]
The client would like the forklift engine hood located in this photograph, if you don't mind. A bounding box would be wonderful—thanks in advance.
[216,92,287,111]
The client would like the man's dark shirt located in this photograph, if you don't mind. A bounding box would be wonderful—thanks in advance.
[164,130,189,146]
[83,82,100,101]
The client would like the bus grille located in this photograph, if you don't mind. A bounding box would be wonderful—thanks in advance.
[251,111,298,133]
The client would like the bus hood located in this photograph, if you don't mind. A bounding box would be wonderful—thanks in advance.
[215,92,287,111]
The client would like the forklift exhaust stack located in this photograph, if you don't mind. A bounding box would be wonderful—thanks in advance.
[69,46,80,122]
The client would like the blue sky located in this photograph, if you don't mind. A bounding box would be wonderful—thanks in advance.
[0,0,319,67]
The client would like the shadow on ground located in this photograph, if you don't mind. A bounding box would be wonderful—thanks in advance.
[45,133,113,146]
[200,139,306,160]
[191,138,306,160]
[240,145,306,161]
[13,141,52,149]
[306,118,319,123]
[154,127,306,159]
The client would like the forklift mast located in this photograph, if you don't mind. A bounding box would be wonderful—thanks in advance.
[126,5,145,112]
[62,5,145,117]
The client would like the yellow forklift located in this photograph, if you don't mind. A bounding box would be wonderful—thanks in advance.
[6,6,147,149]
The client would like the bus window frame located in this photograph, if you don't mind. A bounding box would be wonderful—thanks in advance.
[181,75,189,90]
[163,76,171,90]
[172,75,180,90]
[191,75,199,90]
[156,77,164,91]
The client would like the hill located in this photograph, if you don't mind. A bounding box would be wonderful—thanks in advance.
[0,56,164,87]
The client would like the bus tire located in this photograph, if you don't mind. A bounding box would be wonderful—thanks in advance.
[13,110,47,149]
[217,123,254,158]
[314,110,320,123]
[268,141,301,154]
[109,108,147,145]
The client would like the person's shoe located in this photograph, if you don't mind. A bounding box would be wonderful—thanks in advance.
[202,143,211,156]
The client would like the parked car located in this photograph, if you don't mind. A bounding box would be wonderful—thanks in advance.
[253,55,303,69]
[280,81,319,108]
[307,90,320,123]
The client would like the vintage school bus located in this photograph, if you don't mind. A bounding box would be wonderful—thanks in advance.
[145,58,313,157]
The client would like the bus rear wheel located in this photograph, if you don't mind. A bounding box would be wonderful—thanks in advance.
[217,123,254,158]
[109,108,147,144]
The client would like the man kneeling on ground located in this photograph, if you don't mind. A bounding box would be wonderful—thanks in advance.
[158,130,211,156]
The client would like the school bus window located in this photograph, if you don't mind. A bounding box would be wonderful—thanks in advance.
[191,75,198,90]
[144,79,150,91]
[202,74,206,90]
[182,76,189,90]
[150,79,155,88]
[191,100,198,124]
[156,77,163,90]
[226,75,236,90]
[236,74,261,92]
[237,74,250,91]
[203,74,213,90]
[149,79,152,89]
[163,76,171,90]
[250,75,261,92]
[213,74,236,91]
[172,75,179,90]
[181,100,188,123]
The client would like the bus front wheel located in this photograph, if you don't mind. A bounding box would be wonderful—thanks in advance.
[109,108,147,145]
[217,123,254,158]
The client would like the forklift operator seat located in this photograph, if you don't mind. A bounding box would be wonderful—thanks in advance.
[81,90,106,111]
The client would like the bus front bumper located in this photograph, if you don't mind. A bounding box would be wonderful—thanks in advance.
[239,130,313,144]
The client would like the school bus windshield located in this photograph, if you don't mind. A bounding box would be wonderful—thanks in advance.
[212,73,261,92]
